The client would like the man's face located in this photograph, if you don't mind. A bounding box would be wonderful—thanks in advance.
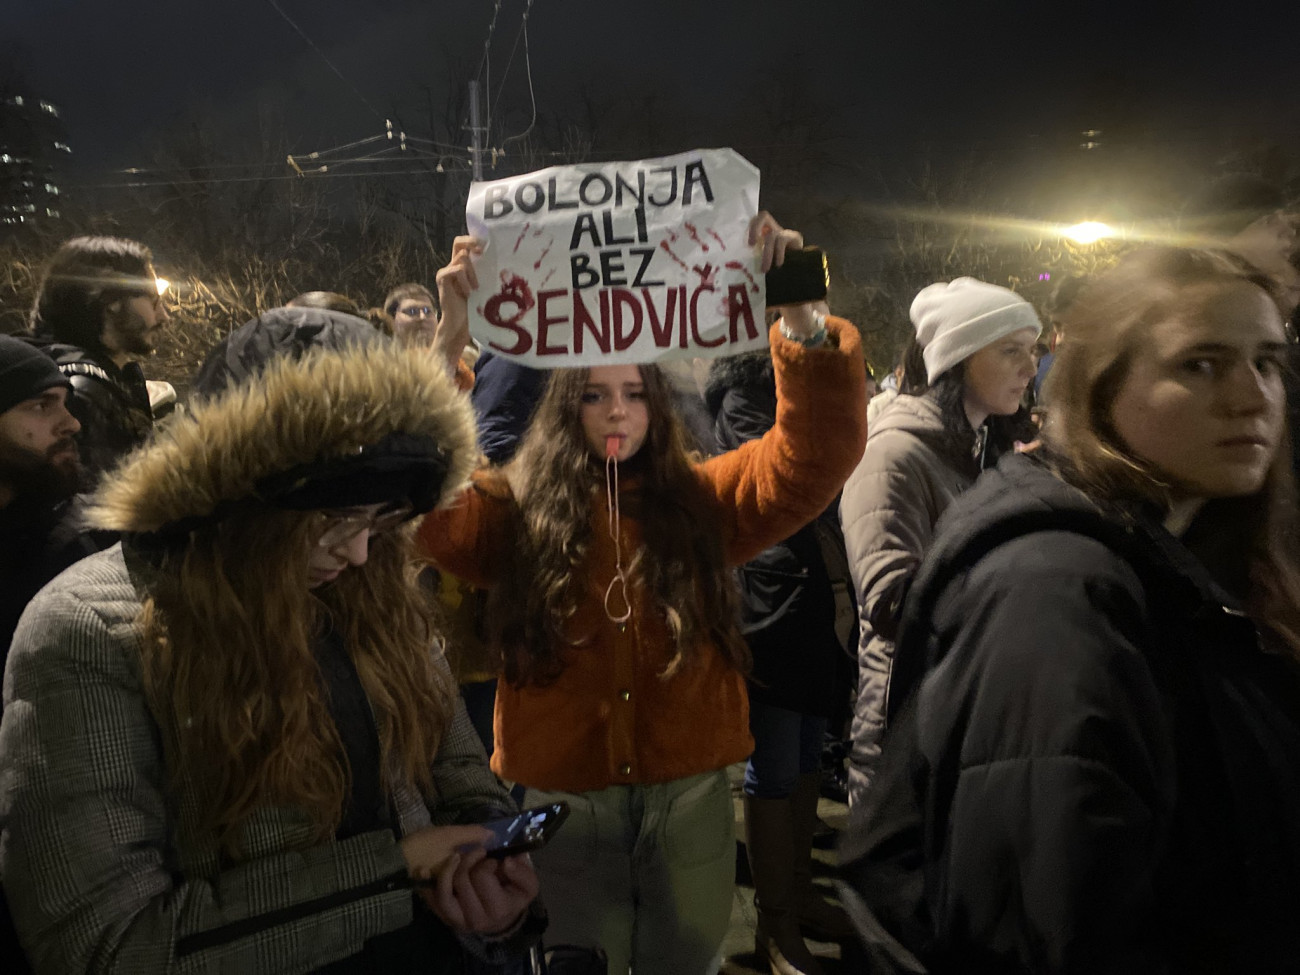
[0,387,83,499]
[102,287,169,359]
[392,298,437,348]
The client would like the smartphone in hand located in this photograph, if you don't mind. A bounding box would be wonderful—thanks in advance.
[765,246,829,307]
[480,802,570,859]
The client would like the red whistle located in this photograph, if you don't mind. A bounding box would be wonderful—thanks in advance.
[605,435,621,459]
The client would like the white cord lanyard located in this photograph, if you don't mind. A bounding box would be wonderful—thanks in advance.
[603,435,632,630]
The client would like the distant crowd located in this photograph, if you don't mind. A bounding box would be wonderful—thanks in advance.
[1,173,1299,975]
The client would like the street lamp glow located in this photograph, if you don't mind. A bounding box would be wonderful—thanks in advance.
[155,277,170,295]
[1063,221,1113,244]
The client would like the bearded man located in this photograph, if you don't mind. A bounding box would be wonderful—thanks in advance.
[27,235,171,480]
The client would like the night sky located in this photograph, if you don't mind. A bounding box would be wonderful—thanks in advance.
[5,0,1300,213]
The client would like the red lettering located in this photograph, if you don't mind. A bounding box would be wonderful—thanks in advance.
[573,290,609,355]
[482,272,536,355]
[726,285,759,342]
[537,293,570,357]
[612,289,642,351]
[679,285,689,348]
[690,285,724,348]
[535,289,569,356]
[644,287,677,347]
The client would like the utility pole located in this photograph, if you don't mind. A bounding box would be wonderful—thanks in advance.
[468,80,486,181]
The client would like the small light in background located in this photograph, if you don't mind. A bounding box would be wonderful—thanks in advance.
[155,277,170,295]
[1039,272,1052,281]
[1063,221,1114,244]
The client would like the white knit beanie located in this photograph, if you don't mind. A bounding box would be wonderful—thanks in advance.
[910,278,1042,383]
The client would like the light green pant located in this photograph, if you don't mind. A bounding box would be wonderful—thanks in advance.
[524,769,734,975]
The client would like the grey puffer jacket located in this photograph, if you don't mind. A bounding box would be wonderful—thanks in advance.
[839,394,971,807]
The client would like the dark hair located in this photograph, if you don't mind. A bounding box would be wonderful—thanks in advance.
[287,291,364,317]
[925,364,1034,476]
[899,336,928,395]
[383,283,436,319]
[30,236,156,353]
[1047,275,1090,329]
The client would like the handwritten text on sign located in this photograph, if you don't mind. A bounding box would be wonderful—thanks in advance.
[466,148,764,366]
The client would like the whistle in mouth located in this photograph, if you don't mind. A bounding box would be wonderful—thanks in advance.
[605,435,621,459]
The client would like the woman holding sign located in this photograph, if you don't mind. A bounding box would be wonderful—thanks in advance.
[418,214,867,974]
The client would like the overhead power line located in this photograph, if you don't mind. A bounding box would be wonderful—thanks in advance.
[498,0,538,148]
[261,0,386,122]
[72,162,472,190]
[474,0,504,100]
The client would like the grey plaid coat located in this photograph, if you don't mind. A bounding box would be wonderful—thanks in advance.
[0,546,536,973]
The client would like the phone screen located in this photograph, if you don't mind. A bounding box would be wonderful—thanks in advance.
[481,802,570,859]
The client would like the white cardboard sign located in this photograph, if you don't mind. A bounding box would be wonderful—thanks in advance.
[465,148,764,366]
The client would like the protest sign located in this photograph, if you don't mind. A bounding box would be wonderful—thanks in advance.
[465,148,764,367]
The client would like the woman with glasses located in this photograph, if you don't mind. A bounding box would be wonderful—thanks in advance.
[0,312,543,973]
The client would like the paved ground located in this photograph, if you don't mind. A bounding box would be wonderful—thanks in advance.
[720,763,859,974]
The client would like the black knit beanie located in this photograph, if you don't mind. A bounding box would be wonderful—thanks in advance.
[0,334,71,416]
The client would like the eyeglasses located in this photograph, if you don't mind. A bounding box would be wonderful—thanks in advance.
[397,305,434,319]
[314,504,415,549]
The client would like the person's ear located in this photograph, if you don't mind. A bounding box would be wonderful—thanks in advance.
[99,299,123,344]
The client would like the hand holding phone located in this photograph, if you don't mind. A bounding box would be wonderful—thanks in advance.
[419,842,540,936]
[480,802,570,859]
[765,247,829,307]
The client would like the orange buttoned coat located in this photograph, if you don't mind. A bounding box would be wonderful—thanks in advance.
[418,320,868,793]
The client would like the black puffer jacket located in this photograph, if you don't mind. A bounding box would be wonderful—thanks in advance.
[706,351,857,719]
[841,453,1300,974]
[24,338,153,480]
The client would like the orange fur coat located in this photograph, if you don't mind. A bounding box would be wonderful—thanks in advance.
[418,319,867,792]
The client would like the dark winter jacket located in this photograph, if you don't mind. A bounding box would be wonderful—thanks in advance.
[840,453,1300,974]
[470,352,548,465]
[25,338,153,480]
[705,351,857,719]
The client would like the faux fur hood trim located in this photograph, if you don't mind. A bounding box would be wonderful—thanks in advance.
[88,345,479,533]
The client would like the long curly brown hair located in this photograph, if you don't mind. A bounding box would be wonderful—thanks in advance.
[484,364,748,687]
[138,506,453,858]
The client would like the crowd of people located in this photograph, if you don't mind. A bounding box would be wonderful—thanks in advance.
[1,173,1299,975]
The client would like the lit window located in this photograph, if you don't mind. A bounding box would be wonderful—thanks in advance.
[53,141,71,153]
[45,183,59,195]
[12,96,23,107]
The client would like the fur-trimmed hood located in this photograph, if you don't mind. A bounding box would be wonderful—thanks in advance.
[88,344,478,534]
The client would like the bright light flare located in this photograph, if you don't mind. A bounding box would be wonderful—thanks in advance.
[1062,221,1114,244]
[154,277,170,295]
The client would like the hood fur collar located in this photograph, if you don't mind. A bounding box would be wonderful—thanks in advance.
[88,345,478,534]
